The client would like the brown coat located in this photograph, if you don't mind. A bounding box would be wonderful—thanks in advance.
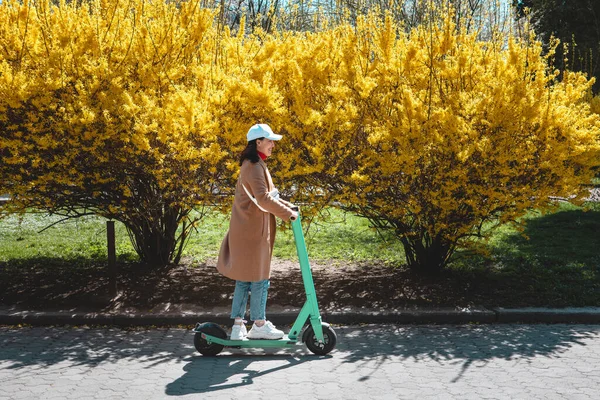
[216,159,295,282]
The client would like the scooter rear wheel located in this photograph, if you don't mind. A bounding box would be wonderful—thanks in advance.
[304,324,337,355]
[194,322,227,356]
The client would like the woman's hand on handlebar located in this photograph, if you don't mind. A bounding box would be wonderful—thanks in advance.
[290,211,299,221]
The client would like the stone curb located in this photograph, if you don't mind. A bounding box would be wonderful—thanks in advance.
[2,307,600,326]
[492,307,600,324]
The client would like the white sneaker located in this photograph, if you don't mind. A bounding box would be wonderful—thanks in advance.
[230,322,247,340]
[246,321,284,340]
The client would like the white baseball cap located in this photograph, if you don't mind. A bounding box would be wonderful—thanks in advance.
[246,123,282,142]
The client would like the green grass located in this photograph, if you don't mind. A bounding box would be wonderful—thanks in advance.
[272,209,406,262]
[0,212,138,262]
[182,208,406,262]
[492,203,600,268]
[1,204,597,269]
[0,208,406,264]
[458,202,600,270]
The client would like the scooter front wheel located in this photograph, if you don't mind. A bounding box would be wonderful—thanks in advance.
[304,324,337,355]
[194,322,227,356]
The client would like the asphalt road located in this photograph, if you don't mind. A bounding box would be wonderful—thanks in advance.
[1,324,599,399]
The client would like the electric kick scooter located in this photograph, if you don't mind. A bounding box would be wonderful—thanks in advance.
[192,206,337,356]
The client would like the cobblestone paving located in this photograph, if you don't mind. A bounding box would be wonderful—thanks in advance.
[1,324,599,399]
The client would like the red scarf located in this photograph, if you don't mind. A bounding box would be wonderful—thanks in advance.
[258,151,267,161]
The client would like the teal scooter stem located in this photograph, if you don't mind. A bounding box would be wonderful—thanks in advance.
[192,206,337,356]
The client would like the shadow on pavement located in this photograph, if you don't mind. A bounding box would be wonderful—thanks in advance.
[0,328,191,370]
[337,324,600,382]
[1,324,599,386]
[164,353,327,395]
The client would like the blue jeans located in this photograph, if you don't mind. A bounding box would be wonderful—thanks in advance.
[230,279,270,321]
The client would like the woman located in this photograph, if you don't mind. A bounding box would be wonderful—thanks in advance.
[216,123,298,340]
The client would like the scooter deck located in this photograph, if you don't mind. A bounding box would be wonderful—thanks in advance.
[198,332,299,348]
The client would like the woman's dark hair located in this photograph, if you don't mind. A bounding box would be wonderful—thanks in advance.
[239,139,261,165]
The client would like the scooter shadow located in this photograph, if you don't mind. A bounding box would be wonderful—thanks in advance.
[165,350,329,395]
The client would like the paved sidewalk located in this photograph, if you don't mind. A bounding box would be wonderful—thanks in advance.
[1,324,599,399]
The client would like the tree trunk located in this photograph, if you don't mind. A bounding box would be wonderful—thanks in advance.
[124,207,187,267]
[401,233,453,275]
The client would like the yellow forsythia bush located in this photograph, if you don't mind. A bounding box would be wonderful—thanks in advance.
[1,0,599,271]
[276,11,600,273]
[247,10,600,273]
[0,0,231,265]
[590,95,600,115]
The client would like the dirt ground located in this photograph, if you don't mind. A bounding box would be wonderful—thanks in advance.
[0,256,500,314]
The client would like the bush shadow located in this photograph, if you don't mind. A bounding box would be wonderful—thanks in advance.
[336,324,600,382]
[498,208,600,267]
[446,208,600,307]
[0,258,234,311]
[0,256,460,312]
[0,257,111,309]
[1,325,598,389]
